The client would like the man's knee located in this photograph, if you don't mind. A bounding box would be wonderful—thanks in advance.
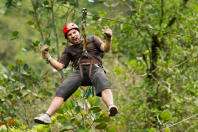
[101,89,112,95]
[54,96,64,102]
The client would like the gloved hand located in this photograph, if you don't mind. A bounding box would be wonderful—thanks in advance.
[102,26,112,40]
[41,45,50,60]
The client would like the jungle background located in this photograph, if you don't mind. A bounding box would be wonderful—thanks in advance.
[0,0,198,131]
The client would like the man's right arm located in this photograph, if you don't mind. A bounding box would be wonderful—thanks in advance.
[47,57,65,71]
[41,45,65,71]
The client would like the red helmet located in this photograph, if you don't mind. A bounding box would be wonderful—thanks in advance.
[63,23,80,39]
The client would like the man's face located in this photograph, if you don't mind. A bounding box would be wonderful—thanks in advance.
[67,29,81,44]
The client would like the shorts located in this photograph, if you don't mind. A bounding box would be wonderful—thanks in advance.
[55,64,110,101]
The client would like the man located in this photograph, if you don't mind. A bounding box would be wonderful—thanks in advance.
[34,23,118,124]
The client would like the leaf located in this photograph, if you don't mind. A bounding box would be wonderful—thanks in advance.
[48,24,55,29]
[60,128,73,132]
[12,31,19,37]
[43,1,49,5]
[94,117,111,122]
[160,110,172,121]
[110,3,118,8]
[128,59,137,68]
[69,0,78,7]
[35,124,50,132]
[8,64,14,70]
[7,94,13,99]
[65,100,75,110]
[114,66,123,75]
[72,89,81,98]
[94,97,101,106]
[55,83,59,87]
[95,123,107,129]
[106,125,117,132]
[91,12,100,20]
[75,106,81,114]
[23,64,29,71]
[164,128,171,132]
[27,21,34,25]
[88,0,94,2]
[57,115,67,124]
[90,106,101,113]
[16,60,23,66]
[61,122,73,130]
[147,128,156,132]
[88,96,100,106]
[40,40,50,45]
[33,40,40,46]
[0,9,5,14]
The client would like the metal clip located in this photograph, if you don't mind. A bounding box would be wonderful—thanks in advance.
[82,8,87,25]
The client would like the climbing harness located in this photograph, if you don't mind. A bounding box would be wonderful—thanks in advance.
[79,8,99,79]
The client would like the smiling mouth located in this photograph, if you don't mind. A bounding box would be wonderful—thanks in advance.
[72,38,79,43]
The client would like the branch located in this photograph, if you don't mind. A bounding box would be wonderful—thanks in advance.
[171,59,189,69]
[166,17,176,28]
[30,0,44,41]
[64,7,75,24]
[142,53,149,71]
[148,34,161,78]
[50,0,60,58]
[183,0,189,7]
[160,0,164,27]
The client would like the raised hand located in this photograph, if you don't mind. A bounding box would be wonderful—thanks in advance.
[41,45,50,59]
[102,26,112,40]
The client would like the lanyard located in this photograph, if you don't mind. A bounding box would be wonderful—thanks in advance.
[82,8,87,56]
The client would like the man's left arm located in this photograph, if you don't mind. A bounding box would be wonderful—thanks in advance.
[100,26,112,52]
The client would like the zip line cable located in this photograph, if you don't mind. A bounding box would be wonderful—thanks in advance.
[63,6,193,38]
[163,113,198,130]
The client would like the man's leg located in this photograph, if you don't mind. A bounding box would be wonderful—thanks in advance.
[90,66,118,116]
[34,96,64,124]
[101,89,113,107]
[101,89,118,116]
[34,70,81,124]
[46,96,64,116]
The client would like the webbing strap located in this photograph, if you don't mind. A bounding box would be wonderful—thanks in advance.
[84,86,96,98]
[82,8,87,56]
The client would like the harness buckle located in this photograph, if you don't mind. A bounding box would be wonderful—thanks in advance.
[82,50,88,57]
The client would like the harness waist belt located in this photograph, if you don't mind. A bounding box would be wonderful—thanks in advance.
[80,63,91,65]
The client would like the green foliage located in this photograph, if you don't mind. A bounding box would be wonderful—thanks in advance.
[160,110,172,121]
[1,0,198,131]
[0,60,41,129]
[46,89,112,131]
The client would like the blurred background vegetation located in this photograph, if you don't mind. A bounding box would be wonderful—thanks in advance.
[0,0,198,131]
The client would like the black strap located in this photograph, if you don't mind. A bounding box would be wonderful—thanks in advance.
[89,35,104,58]
[90,35,94,43]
